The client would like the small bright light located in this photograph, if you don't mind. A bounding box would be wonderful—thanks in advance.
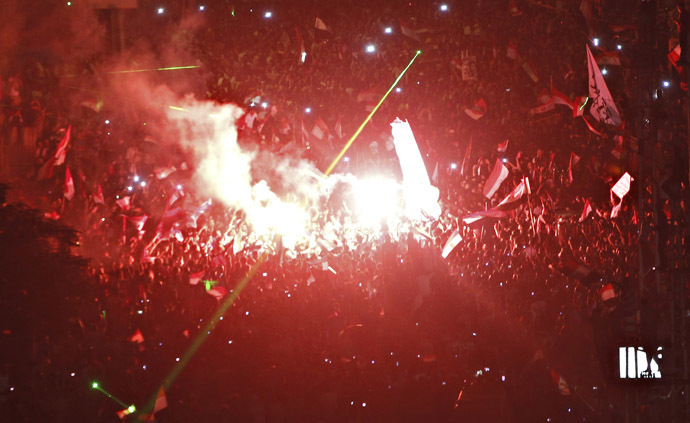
[245,311,250,316]
[143,365,147,370]
[133,175,139,182]
[127,186,133,191]
[616,44,622,50]
[70,372,75,377]
[593,38,599,46]
[344,157,350,162]
[502,158,508,163]
[128,405,136,413]
[263,272,268,277]
[264,11,272,18]
[177,184,182,190]
[140,181,146,187]
[92,382,99,389]
[199,5,205,11]
[137,310,143,314]
[663,81,670,88]
[157,7,164,14]
[362,402,367,407]
[395,87,402,93]
[440,4,449,11]
[384,27,393,34]
[67,1,71,5]
[450,163,457,170]
[305,107,311,113]
[261,102,268,108]
[104,120,110,125]
[301,52,307,63]
[365,44,376,53]
[10,386,14,391]
[175,357,180,362]
[501,376,506,381]
[601,68,608,75]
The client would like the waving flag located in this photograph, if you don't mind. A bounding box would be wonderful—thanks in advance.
[93,184,105,204]
[464,98,487,120]
[315,16,330,32]
[611,172,633,201]
[568,152,580,183]
[54,126,72,166]
[189,271,205,286]
[669,44,681,72]
[311,117,330,141]
[390,118,441,219]
[399,19,421,41]
[128,329,144,344]
[295,27,307,63]
[64,167,75,200]
[587,44,621,126]
[550,368,571,395]
[483,159,509,199]
[578,199,592,222]
[600,283,616,301]
[462,209,509,226]
[116,196,131,211]
[497,177,530,210]
[441,230,462,258]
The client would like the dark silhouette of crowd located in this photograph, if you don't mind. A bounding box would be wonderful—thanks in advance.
[1,1,688,422]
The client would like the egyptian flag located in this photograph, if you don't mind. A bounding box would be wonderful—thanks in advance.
[54,125,72,166]
[578,199,592,222]
[116,196,131,211]
[568,152,580,183]
[128,329,144,344]
[483,159,509,199]
[669,44,681,72]
[461,209,508,226]
[464,98,487,120]
[550,368,571,395]
[189,271,204,286]
[497,177,530,210]
[64,166,75,200]
[557,254,596,285]
[441,230,462,258]
[599,283,616,301]
[295,27,307,63]
[315,16,330,32]
[93,184,105,204]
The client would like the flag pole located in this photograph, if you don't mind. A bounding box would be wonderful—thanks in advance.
[324,50,422,176]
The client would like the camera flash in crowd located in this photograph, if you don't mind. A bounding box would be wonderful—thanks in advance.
[365,44,376,53]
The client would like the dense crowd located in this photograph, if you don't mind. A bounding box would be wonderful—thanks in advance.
[1,1,688,422]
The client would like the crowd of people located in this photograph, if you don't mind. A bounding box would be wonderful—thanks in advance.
[1,1,687,422]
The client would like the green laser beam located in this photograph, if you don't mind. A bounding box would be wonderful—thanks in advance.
[137,253,269,418]
[324,50,421,176]
[91,381,129,409]
[59,65,200,78]
[579,96,589,111]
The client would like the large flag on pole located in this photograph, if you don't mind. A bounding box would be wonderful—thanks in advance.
[611,172,633,201]
[483,159,509,199]
[390,118,441,219]
[586,44,621,126]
